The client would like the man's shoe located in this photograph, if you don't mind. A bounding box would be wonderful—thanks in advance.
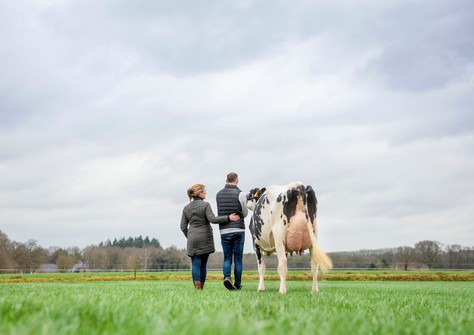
[223,277,236,291]
[234,283,242,290]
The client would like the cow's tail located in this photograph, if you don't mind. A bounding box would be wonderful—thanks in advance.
[306,217,333,272]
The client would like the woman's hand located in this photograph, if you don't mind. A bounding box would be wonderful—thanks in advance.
[229,213,240,222]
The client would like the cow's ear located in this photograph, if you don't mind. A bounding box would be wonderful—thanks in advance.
[246,189,254,201]
[253,188,260,198]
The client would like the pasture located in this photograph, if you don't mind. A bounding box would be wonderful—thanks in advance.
[1,276,473,335]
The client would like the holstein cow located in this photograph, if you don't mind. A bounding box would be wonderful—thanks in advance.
[246,182,332,294]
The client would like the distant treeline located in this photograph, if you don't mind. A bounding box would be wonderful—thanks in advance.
[1,230,473,273]
[99,236,161,249]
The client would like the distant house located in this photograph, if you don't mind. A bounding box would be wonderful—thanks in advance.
[71,262,89,273]
[37,263,58,273]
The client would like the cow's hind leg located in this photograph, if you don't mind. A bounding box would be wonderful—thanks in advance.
[274,232,287,294]
[310,246,319,292]
[255,244,266,292]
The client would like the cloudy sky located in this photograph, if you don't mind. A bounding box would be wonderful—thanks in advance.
[1,0,473,253]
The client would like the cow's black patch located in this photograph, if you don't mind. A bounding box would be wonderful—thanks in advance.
[249,194,267,242]
[276,194,282,202]
[282,187,299,221]
[254,243,263,265]
[305,185,317,224]
[299,184,307,204]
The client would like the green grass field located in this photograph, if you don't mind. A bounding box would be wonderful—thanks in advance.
[1,269,473,283]
[1,278,473,335]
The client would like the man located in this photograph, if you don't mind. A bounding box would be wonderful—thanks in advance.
[216,172,248,290]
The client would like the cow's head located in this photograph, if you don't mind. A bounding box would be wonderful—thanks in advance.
[246,187,266,211]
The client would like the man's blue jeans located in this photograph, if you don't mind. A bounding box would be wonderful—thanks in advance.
[191,253,210,284]
[221,232,245,288]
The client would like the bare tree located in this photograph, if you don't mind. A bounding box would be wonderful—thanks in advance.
[395,246,415,270]
[105,247,126,270]
[155,246,189,270]
[138,247,155,271]
[125,248,139,270]
[12,239,48,273]
[446,244,462,269]
[83,246,109,270]
[56,253,76,271]
[460,246,473,269]
[0,230,15,272]
[415,240,442,269]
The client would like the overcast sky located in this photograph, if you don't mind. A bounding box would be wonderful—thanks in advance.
[1,0,473,253]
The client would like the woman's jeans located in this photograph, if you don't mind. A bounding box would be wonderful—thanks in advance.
[221,232,245,288]
[191,253,210,283]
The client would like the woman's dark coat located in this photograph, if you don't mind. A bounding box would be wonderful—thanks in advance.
[180,198,229,257]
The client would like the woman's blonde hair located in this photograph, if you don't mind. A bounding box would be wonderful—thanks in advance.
[187,184,206,201]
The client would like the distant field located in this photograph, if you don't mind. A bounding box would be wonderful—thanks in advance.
[1,269,473,283]
[1,280,472,335]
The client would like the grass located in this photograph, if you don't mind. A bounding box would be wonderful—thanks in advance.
[1,279,473,335]
[1,269,473,283]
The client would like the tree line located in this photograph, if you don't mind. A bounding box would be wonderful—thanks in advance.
[98,236,162,249]
[327,240,474,270]
[1,229,473,273]
[0,230,188,273]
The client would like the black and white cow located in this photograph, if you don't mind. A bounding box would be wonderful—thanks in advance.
[247,182,332,294]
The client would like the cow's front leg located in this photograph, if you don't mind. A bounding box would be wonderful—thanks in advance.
[274,231,287,294]
[255,244,266,292]
[310,246,319,292]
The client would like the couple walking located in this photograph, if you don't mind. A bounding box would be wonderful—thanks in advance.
[180,172,248,291]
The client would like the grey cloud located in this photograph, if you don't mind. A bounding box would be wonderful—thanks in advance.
[1,1,473,251]
[368,0,474,91]
[34,1,353,76]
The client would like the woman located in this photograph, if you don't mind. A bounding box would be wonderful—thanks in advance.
[180,183,240,290]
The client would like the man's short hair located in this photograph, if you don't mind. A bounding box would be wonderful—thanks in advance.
[226,172,238,183]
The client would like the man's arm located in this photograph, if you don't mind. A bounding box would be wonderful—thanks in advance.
[239,192,248,218]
